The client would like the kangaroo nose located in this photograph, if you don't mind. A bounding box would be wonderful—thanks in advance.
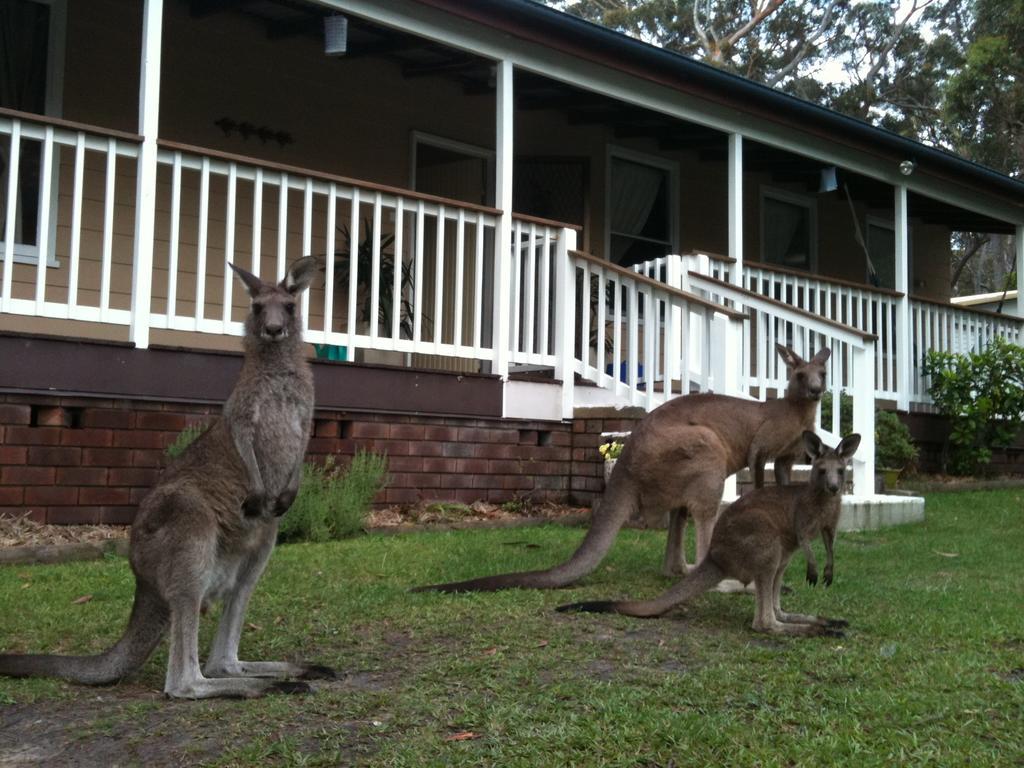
[828,483,840,494]
[264,324,284,338]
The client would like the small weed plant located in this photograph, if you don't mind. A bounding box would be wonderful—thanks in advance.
[278,451,389,543]
[923,337,1024,474]
[164,423,205,459]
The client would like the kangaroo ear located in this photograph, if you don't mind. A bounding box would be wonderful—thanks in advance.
[802,430,824,459]
[228,262,264,298]
[837,433,861,461]
[281,256,319,295]
[776,344,803,369]
[812,346,832,365]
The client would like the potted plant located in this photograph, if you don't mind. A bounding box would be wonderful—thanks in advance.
[323,219,419,362]
[599,440,624,483]
[875,410,918,491]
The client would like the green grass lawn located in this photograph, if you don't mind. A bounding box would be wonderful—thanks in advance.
[1,489,1023,767]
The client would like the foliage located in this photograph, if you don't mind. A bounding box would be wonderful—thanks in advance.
[942,0,1024,177]
[922,337,1024,475]
[598,440,624,460]
[277,452,389,543]
[819,389,853,437]
[164,423,204,460]
[874,409,918,471]
[819,391,918,471]
[331,219,416,339]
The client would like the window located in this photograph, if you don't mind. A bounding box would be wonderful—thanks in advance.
[866,217,912,290]
[607,150,676,267]
[0,0,66,265]
[761,188,816,270]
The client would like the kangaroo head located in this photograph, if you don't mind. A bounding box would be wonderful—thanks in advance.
[229,257,319,342]
[802,431,860,496]
[777,345,830,402]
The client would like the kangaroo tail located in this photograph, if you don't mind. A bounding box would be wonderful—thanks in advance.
[0,584,169,685]
[557,558,725,618]
[412,481,638,593]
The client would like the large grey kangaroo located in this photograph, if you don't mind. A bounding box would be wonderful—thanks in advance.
[414,345,831,593]
[0,257,333,699]
[557,431,860,637]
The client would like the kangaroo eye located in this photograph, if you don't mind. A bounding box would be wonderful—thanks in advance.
[285,303,296,316]
[252,303,263,315]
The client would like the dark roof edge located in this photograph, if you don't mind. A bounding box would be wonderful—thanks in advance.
[419,0,1024,210]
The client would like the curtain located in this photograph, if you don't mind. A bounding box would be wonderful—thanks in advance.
[610,158,663,237]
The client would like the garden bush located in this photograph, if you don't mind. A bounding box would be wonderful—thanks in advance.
[922,337,1024,475]
[819,391,917,472]
[277,451,389,543]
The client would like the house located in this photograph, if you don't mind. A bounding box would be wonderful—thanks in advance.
[951,290,1019,317]
[1,0,1022,525]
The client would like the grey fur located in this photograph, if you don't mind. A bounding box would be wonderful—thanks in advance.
[414,345,831,593]
[558,430,861,638]
[0,257,331,699]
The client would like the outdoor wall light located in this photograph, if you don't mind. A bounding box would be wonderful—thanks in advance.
[819,166,839,193]
[899,159,917,176]
[324,14,348,56]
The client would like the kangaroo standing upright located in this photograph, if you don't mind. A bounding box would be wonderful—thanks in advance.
[414,345,830,593]
[558,431,860,637]
[0,257,333,699]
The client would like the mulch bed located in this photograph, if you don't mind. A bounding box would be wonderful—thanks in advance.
[0,501,591,565]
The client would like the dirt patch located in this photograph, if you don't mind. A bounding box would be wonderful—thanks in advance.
[367,500,589,529]
[0,514,128,549]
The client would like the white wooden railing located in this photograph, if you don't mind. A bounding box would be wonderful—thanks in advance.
[910,297,1024,403]
[687,272,878,496]
[508,216,565,369]
[570,250,746,411]
[1,109,142,326]
[637,252,1024,408]
[152,141,502,364]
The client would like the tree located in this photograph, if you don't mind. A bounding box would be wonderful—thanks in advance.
[942,0,1024,177]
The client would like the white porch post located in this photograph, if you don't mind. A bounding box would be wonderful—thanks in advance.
[724,133,744,499]
[1015,225,1024,318]
[554,228,577,419]
[492,59,513,384]
[894,185,911,410]
[851,339,877,496]
[129,0,163,349]
[728,133,744,286]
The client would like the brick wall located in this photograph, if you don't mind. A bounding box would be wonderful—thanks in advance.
[0,393,643,525]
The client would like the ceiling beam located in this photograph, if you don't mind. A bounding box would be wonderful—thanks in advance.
[402,57,486,78]
[190,0,256,18]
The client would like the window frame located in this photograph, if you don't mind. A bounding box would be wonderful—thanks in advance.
[0,0,68,267]
[759,186,818,272]
[604,145,679,266]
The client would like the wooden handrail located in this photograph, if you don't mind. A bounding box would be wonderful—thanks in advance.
[570,250,747,320]
[0,107,143,143]
[682,249,737,264]
[157,139,504,218]
[744,259,905,299]
[511,211,582,232]
[689,271,878,342]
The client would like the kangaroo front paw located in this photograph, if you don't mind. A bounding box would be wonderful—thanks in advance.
[273,488,298,517]
[242,492,267,518]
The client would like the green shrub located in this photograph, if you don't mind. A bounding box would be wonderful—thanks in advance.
[165,423,205,459]
[875,410,918,471]
[278,451,389,543]
[819,391,918,472]
[922,337,1024,475]
[819,390,853,436]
